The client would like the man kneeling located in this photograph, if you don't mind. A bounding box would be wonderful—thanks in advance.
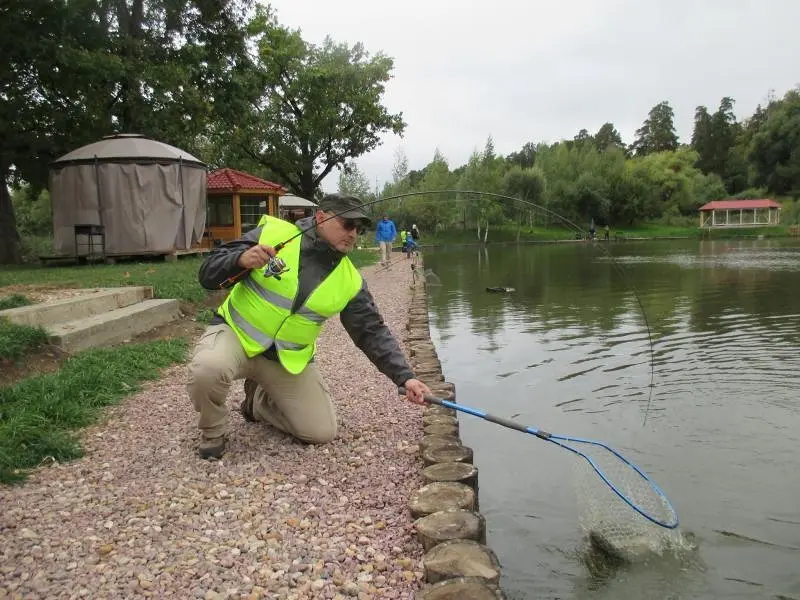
[187,194,430,459]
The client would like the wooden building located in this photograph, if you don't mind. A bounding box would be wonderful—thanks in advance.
[203,168,287,246]
[698,199,782,228]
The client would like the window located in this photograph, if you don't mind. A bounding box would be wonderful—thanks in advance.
[241,195,269,232]
[207,195,234,227]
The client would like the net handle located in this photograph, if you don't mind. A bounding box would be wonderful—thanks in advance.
[399,388,680,529]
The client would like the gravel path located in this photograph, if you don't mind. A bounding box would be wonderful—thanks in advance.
[1,263,426,600]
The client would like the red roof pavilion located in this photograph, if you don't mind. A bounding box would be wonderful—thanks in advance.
[207,168,287,193]
[698,199,781,211]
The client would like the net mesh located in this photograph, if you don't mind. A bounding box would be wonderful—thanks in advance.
[572,443,679,562]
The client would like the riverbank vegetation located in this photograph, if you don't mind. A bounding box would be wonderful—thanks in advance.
[343,91,800,240]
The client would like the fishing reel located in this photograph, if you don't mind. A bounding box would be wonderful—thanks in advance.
[263,256,290,280]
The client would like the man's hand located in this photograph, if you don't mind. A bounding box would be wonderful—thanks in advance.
[237,244,277,270]
[402,378,431,405]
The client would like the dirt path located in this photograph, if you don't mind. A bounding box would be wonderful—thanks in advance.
[0,263,426,600]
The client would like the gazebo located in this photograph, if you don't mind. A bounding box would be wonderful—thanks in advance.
[204,168,287,246]
[49,133,207,259]
[279,194,318,221]
[698,199,782,228]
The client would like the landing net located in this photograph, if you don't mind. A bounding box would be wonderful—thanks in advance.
[572,445,680,562]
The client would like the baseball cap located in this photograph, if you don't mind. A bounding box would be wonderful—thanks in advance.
[318,194,373,225]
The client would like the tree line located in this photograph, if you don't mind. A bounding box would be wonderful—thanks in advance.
[341,90,800,235]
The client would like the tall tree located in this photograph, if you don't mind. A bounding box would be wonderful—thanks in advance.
[691,105,715,174]
[594,123,625,152]
[391,147,409,184]
[749,88,800,195]
[337,162,371,198]
[631,101,679,156]
[482,136,496,164]
[571,128,594,149]
[234,8,406,199]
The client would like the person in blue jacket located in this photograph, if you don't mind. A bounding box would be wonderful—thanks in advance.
[375,214,397,266]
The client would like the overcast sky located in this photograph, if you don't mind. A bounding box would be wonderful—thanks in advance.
[259,0,800,193]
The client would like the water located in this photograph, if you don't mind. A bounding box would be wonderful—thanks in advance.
[420,238,800,600]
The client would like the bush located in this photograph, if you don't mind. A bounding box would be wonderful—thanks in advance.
[19,234,53,262]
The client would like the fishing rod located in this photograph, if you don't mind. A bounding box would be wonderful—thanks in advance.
[218,189,657,423]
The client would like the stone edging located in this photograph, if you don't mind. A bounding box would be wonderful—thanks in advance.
[399,255,508,599]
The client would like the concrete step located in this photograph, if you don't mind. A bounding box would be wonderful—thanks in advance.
[0,287,153,328]
[46,299,181,353]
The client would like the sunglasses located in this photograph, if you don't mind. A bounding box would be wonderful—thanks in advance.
[339,218,366,235]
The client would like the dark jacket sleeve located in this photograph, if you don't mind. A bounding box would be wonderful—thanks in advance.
[340,280,416,387]
[198,227,263,290]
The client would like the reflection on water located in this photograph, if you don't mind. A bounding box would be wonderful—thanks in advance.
[422,239,800,600]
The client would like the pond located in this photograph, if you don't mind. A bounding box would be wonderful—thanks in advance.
[421,238,800,600]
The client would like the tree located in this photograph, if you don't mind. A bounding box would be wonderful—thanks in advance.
[693,97,740,187]
[337,163,371,198]
[482,136,496,163]
[748,88,800,196]
[507,142,537,169]
[0,0,95,263]
[631,101,679,156]
[0,0,254,263]
[391,147,409,184]
[594,123,625,152]
[571,128,594,149]
[235,8,406,199]
[503,166,547,231]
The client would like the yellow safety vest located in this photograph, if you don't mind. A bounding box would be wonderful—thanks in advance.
[218,215,363,374]
[400,230,407,243]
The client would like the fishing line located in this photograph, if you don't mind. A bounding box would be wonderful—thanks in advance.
[220,189,657,423]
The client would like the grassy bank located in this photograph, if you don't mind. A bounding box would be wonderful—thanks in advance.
[0,320,49,361]
[2,248,380,302]
[0,256,210,303]
[0,338,187,484]
[408,223,794,246]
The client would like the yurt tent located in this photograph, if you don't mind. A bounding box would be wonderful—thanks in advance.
[49,134,207,257]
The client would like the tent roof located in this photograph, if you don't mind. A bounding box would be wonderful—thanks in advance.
[699,199,781,211]
[208,168,287,193]
[279,194,317,208]
[52,134,205,166]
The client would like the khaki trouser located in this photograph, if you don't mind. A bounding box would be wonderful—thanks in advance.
[379,241,392,264]
[186,323,337,443]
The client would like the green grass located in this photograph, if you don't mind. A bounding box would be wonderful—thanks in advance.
[0,338,187,484]
[349,247,380,267]
[196,308,215,324]
[0,320,50,360]
[0,294,33,311]
[0,257,209,304]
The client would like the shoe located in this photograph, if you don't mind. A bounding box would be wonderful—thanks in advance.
[198,435,226,460]
[241,378,258,423]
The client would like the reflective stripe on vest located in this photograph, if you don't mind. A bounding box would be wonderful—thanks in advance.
[241,276,326,324]
[219,215,362,373]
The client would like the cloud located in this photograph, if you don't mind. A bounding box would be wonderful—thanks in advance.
[260,0,800,191]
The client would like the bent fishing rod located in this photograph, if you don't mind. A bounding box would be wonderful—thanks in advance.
[217,189,657,423]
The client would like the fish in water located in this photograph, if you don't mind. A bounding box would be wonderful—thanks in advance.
[587,530,661,564]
